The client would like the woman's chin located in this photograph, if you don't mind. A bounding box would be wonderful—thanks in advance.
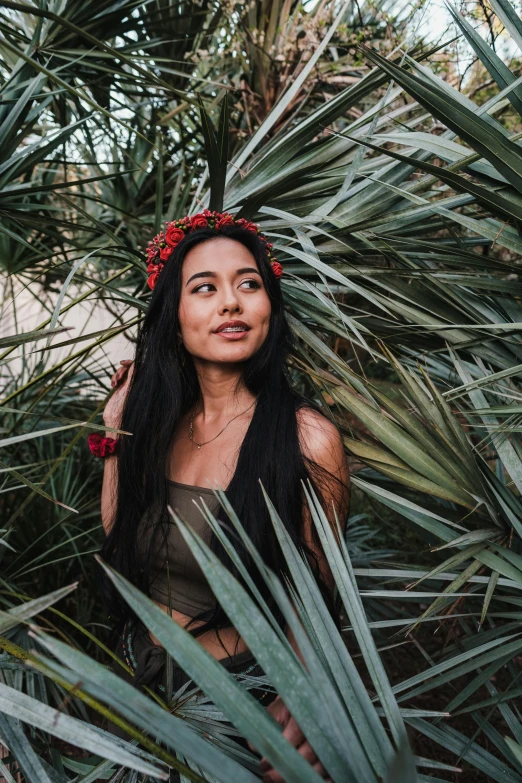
[216,348,255,364]
[192,348,257,366]
[188,333,266,366]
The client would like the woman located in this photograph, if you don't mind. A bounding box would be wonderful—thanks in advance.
[95,210,350,781]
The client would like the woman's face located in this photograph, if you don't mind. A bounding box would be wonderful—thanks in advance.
[178,236,272,365]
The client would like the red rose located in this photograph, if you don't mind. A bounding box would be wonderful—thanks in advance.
[87,433,103,456]
[165,224,186,246]
[88,433,118,457]
[159,245,173,261]
[271,261,283,278]
[147,262,158,273]
[202,209,213,217]
[216,214,235,229]
[235,218,258,232]
[147,252,158,264]
[190,214,208,229]
[148,269,161,289]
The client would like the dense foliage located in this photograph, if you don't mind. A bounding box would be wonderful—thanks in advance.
[1,0,522,780]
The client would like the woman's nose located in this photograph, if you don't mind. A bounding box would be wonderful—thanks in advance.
[218,289,242,315]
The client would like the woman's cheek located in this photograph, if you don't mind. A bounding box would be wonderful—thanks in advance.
[179,299,207,338]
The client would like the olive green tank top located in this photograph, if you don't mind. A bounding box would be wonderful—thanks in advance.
[138,480,220,616]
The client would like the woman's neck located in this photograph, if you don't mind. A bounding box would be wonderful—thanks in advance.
[193,360,255,420]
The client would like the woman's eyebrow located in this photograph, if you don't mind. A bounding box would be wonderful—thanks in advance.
[186,267,260,286]
[186,271,216,285]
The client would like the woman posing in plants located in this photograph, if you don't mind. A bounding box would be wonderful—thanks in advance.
[94,210,350,781]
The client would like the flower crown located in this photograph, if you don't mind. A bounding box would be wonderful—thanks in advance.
[145,209,282,290]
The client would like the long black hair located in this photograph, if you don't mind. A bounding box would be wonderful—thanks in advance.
[99,224,346,642]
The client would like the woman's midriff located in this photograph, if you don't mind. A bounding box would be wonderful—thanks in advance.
[148,600,250,660]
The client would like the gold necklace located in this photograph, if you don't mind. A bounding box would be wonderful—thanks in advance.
[188,400,256,450]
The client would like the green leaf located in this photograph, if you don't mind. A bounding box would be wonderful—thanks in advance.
[384,737,419,783]
[452,352,522,496]
[489,0,522,51]
[164,507,358,781]
[299,483,410,751]
[446,4,522,116]
[0,327,71,348]
[0,757,17,783]
[0,459,77,514]
[98,557,327,783]
[30,632,258,783]
[408,719,522,783]
[505,738,522,769]
[198,95,227,213]
[409,543,489,590]
[227,0,354,181]
[0,424,82,449]
[374,131,507,182]
[433,529,500,551]
[354,134,522,222]
[332,386,473,503]
[0,583,77,634]
[253,486,393,776]
[445,646,517,714]
[343,436,410,469]
[0,713,53,783]
[0,685,167,780]
[371,386,477,490]
[362,46,522,194]
[394,635,522,702]
[351,477,465,542]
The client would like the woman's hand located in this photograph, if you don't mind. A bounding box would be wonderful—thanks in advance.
[103,360,134,430]
[258,696,331,782]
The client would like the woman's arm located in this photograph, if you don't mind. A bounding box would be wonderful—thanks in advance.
[297,405,351,589]
[101,449,119,535]
[101,360,134,535]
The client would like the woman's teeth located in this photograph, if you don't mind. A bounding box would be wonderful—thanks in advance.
[221,327,246,332]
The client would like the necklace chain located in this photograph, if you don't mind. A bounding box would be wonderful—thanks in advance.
[188,400,256,450]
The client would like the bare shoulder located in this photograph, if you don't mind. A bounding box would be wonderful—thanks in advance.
[296,405,346,475]
[296,405,350,528]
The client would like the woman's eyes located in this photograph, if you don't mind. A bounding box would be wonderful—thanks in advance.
[240,279,262,290]
[193,279,261,293]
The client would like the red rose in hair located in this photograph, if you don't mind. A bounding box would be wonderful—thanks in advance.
[159,245,173,261]
[202,209,213,217]
[271,261,283,278]
[147,262,158,273]
[216,214,234,229]
[243,221,258,234]
[148,268,162,289]
[190,214,208,229]
[235,218,247,227]
[165,224,186,246]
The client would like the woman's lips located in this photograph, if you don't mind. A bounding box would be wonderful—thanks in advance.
[214,329,250,340]
[214,321,251,340]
